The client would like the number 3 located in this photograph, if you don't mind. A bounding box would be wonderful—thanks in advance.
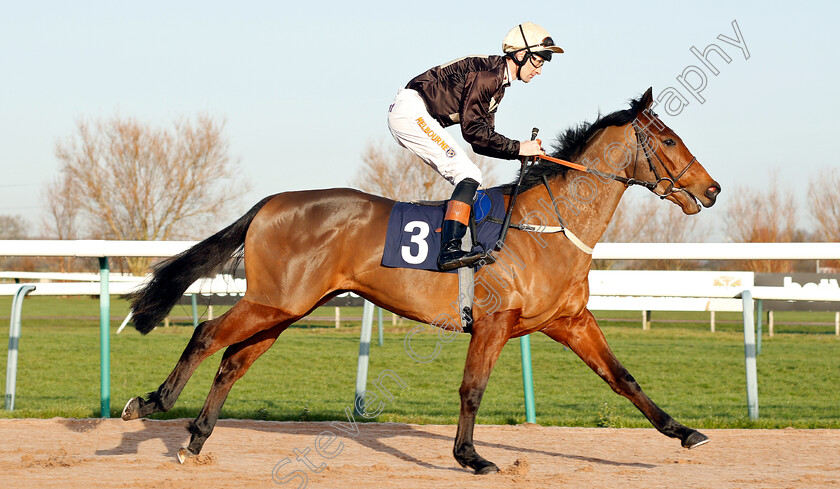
[401,221,430,264]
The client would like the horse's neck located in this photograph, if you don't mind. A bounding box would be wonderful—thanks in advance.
[531,124,637,247]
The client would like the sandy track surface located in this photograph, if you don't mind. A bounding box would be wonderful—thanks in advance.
[0,418,838,488]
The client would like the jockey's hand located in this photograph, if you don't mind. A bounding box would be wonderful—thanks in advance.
[518,139,545,157]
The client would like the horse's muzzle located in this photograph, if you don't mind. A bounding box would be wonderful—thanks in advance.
[703,182,721,207]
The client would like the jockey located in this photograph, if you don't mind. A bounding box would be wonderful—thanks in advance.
[388,22,563,271]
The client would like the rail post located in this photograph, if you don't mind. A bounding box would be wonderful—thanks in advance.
[520,335,536,423]
[354,301,374,417]
[377,307,384,346]
[191,294,199,328]
[756,299,763,355]
[5,284,36,411]
[99,257,111,418]
[741,290,759,420]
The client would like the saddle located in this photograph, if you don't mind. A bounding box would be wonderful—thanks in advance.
[381,188,506,333]
[380,189,504,272]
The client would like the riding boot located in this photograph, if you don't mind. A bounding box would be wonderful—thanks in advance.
[438,214,489,271]
[437,178,494,271]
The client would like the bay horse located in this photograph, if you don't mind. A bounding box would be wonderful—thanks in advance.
[122,87,721,474]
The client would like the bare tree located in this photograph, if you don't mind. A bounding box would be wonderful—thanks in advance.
[723,172,803,272]
[597,191,710,269]
[0,215,38,272]
[809,167,840,241]
[600,191,659,243]
[0,215,29,239]
[353,140,499,201]
[50,114,248,274]
[40,175,86,272]
[808,167,840,270]
[43,175,80,241]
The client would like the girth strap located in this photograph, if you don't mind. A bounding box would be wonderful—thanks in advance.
[486,216,593,255]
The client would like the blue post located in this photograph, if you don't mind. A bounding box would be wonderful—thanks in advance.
[519,335,536,423]
[377,307,384,346]
[99,257,110,418]
[354,301,374,417]
[191,294,199,328]
[5,285,36,411]
[741,290,759,420]
[756,299,763,355]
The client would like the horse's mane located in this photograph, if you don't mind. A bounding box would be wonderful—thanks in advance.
[500,94,644,194]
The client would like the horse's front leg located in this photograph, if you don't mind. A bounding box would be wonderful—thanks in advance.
[542,310,709,449]
[453,309,518,474]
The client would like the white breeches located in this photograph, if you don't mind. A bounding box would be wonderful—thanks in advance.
[387,88,483,186]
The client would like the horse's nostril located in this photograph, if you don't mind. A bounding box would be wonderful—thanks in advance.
[705,183,721,198]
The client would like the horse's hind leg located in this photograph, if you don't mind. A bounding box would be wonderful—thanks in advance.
[177,322,288,461]
[122,300,293,420]
[541,310,709,449]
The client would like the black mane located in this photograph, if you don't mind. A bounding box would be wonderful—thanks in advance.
[500,94,644,194]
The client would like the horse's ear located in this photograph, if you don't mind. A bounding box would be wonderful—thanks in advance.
[640,87,654,110]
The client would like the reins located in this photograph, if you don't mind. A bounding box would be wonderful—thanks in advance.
[535,122,696,197]
[496,127,540,251]
[493,121,698,255]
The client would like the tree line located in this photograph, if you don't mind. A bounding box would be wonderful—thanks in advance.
[351,143,839,273]
[0,122,836,274]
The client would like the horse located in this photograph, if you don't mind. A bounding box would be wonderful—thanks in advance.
[122,87,721,474]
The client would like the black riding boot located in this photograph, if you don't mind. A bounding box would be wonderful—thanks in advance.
[438,217,489,271]
[437,178,493,271]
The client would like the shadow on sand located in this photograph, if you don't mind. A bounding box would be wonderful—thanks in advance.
[66,417,656,471]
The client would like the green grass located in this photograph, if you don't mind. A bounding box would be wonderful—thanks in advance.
[0,297,838,429]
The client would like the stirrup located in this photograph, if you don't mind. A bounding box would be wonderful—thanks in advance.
[438,250,495,271]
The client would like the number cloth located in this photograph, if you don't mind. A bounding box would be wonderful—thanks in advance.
[381,189,505,272]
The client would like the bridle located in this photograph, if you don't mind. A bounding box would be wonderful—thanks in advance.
[568,119,696,199]
[504,113,702,254]
[535,116,698,235]
[627,120,697,199]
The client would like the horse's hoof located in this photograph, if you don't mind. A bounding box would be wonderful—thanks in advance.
[475,463,500,475]
[121,397,141,420]
[683,430,710,449]
[177,447,196,464]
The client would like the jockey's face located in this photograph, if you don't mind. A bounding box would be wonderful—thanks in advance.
[517,52,544,83]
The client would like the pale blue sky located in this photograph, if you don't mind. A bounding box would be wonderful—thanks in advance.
[1,1,837,234]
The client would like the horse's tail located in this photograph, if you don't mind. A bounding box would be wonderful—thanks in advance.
[127,195,275,335]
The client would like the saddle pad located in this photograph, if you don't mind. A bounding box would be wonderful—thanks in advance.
[381,188,505,272]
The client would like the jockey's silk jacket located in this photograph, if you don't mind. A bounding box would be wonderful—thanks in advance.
[406,55,521,160]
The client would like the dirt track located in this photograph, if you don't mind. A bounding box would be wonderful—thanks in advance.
[0,418,838,488]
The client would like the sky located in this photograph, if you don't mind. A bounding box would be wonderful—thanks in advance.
[1,1,838,236]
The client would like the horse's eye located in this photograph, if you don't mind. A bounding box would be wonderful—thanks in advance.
[663,138,676,146]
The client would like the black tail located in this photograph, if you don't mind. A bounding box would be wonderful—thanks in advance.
[128,195,275,334]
